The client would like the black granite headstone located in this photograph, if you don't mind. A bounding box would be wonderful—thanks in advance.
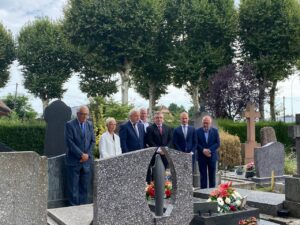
[44,100,71,157]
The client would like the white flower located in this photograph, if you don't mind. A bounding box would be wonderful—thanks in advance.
[235,200,241,206]
[217,197,224,206]
[207,198,212,202]
[234,191,242,199]
[231,193,236,199]
[218,206,221,212]
[225,197,231,204]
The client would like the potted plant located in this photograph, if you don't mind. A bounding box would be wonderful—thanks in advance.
[236,166,244,175]
[245,162,255,178]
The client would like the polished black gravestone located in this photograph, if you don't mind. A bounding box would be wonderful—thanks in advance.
[44,100,71,157]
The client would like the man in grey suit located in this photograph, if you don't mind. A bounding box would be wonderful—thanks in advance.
[65,106,95,205]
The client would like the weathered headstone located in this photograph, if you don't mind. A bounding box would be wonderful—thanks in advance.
[0,100,11,116]
[44,100,71,157]
[254,142,284,178]
[284,114,300,218]
[0,151,48,225]
[93,147,193,225]
[260,127,277,146]
[242,103,261,164]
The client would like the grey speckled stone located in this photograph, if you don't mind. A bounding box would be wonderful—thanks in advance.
[93,147,193,225]
[254,142,284,178]
[0,151,48,225]
[260,127,277,146]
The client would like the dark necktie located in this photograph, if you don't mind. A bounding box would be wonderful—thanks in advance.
[80,123,85,136]
[158,125,163,135]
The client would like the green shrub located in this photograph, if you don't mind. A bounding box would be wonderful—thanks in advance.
[218,119,293,148]
[0,120,45,155]
[218,130,242,169]
[285,152,297,175]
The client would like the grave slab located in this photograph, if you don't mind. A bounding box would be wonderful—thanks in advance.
[194,188,284,216]
[47,204,93,225]
[0,151,48,225]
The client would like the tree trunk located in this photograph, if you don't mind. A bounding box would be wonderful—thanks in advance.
[148,83,156,120]
[269,80,277,121]
[120,58,131,105]
[258,80,266,120]
[42,98,50,117]
[191,84,200,120]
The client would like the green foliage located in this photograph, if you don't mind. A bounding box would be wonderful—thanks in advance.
[168,103,186,115]
[3,94,37,120]
[0,120,45,155]
[285,152,297,175]
[218,119,293,147]
[0,23,15,88]
[17,18,74,109]
[163,113,180,128]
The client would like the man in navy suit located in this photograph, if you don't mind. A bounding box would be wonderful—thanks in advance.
[65,106,95,205]
[173,112,197,154]
[196,115,220,189]
[119,109,145,153]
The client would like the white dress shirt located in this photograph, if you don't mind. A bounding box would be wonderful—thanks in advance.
[99,131,122,159]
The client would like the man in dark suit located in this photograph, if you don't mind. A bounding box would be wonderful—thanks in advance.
[173,112,197,154]
[119,109,145,153]
[65,106,95,205]
[139,108,150,133]
[146,111,172,148]
[196,115,220,189]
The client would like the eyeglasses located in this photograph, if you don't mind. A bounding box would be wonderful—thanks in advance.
[78,112,89,116]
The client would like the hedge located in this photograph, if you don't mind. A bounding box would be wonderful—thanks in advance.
[217,119,293,148]
[0,121,45,155]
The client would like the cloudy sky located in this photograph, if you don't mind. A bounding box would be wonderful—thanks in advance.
[0,0,299,119]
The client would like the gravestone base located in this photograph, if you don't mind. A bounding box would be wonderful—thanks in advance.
[283,200,300,218]
[190,207,259,225]
[252,176,285,185]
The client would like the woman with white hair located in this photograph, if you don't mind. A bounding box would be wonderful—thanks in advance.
[99,117,122,158]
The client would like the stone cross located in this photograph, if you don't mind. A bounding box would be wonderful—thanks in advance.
[242,103,261,164]
[288,114,300,176]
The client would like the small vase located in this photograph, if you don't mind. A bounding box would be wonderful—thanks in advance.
[245,171,255,178]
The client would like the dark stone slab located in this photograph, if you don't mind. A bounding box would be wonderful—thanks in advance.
[194,188,284,216]
[44,100,71,157]
[251,176,286,185]
[190,207,259,225]
[254,142,284,178]
[0,152,48,225]
[285,176,300,202]
[193,199,218,214]
[288,125,300,139]
[0,142,14,152]
[283,200,300,218]
[93,147,194,225]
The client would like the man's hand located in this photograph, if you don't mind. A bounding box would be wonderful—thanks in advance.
[80,153,89,163]
[203,148,211,157]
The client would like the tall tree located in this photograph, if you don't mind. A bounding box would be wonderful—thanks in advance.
[64,0,166,104]
[239,0,300,120]
[17,18,74,112]
[204,63,259,119]
[0,23,15,88]
[171,0,237,118]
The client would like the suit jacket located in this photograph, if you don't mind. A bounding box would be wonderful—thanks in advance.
[173,125,197,153]
[65,119,95,167]
[99,131,122,159]
[119,121,145,153]
[196,127,220,162]
[146,124,172,147]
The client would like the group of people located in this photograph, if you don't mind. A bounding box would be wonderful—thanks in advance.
[64,106,220,206]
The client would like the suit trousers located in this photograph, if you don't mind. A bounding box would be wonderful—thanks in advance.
[198,156,216,189]
[66,164,91,205]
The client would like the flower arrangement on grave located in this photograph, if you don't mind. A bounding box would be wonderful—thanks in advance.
[145,180,172,200]
[238,216,257,225]
[207,181,243,213]
[246,162,255,171]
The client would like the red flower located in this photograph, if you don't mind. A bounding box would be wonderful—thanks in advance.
[219,188,229,198]
[210,189,220,198]
[229,205,236,211]
[149,187,155,198]
[165,189,171,198]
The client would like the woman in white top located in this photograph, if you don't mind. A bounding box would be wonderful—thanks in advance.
[99,117,122,159]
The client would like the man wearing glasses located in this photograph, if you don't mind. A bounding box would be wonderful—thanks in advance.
[65,106,95,205]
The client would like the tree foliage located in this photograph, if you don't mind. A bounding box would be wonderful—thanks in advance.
[64,0,166,103]
[17,18,74,111]
[3,94,37,120]
[171,0,237,116]
[239,0,300,119]
[0,23,15,88]
[204,64,259,119]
